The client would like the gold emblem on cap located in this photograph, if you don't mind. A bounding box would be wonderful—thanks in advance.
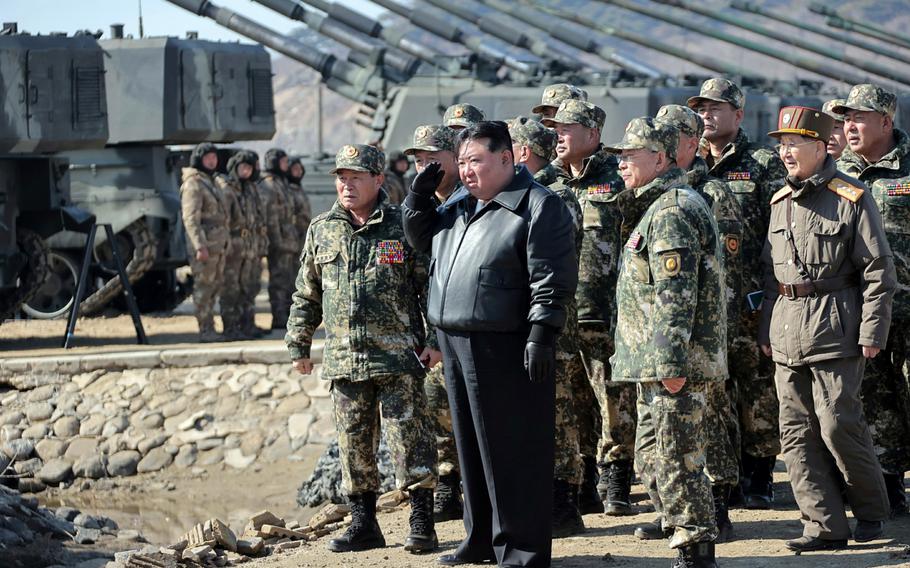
[343,145,359,158]
[416,126,429,139]
[453,107,465,118]
[545,87,556,99]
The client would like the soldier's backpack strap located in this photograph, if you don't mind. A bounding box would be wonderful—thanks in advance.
[770,185,792,204]
[826,177,864,202]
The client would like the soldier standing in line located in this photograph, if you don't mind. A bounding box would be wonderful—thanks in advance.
[242,151,271,339]
[689,78,787,509]
[654,105,744,542]
[442,103,485,131]
[759,106,895,551]
[822,99,848,159]
[402,124,463,523]
[607,118,724,568]
[543,100,630,517]
[215,151,257,341]
[509,116,587,537]
[532,83,589,120]
[833,84,910,517]
[258,148,299,329]
[383,150,409,205]
[180,142,229,343]
[286,144,438,554]
[287,155,313,257]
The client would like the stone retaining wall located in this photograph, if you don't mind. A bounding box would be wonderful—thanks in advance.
[0,344,333,492]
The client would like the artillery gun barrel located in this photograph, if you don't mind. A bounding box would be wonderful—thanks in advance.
[250,0,421,77]
[165,0,385,105]
[296,0,464,74]
[730,1,910,67]
[600,0,872,87]
[517,0,756,81]
[370,0,540,76]
[421,0,585,73]
[656,0,910,88]
[809,3,910,50]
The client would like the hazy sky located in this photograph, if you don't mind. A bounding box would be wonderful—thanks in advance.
[3,0,385,48]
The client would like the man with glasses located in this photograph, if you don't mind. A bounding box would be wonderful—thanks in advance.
[688,78,786,510]
[759,106,895,551]
[833,84,910,517]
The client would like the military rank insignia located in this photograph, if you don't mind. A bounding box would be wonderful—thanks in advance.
[376,240,405,264]
[725,235,740,255]
[886,182,910,196]
[587,184,612,196]
[726,171,751,181]
[625,231,642,249]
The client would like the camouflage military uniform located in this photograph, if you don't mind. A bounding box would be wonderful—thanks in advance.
[180,149,229,339]
[835,87,910,479]
[703,126,786,461]
[442,103,484,129]
[259,154,299,329]
[287,156,313,256]
[214,172,249,338]
[286,145,436,496]
[610,169,725,548]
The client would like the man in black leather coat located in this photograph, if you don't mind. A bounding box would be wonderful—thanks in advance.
[403,121,578,568]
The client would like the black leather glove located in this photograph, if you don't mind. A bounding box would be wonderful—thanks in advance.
[524,324,557,383]
[410,161,444,198]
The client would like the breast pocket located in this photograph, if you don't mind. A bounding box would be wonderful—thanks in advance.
[316,249,341,290]
[473,267,527,326]
[804,220,845,266]
[624,240,651,284]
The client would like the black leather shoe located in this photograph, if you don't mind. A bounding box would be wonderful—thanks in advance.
[785,535,847,552]
[437,553,494,566]
[853,520,884,543]
[634,518,672,540]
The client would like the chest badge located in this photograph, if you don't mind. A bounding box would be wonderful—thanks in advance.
[587,183,612,196]
[726,171,751,181]
[885,182,910,196]
[376,240,405,264]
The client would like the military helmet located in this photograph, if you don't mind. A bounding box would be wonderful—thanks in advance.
[287,155,306,184]
[264,148,288,176]
[227,149,257,181]
[190,142,218,173]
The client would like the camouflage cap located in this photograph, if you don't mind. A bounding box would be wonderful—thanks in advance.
[821,99,846,122]
[604,117,678,157]
[329,144,385,175]
[768,106,833,142]
[531,83,589,115]
[443,103,485,128]
[831,84,896,118]
[508,116,558,161]
[403,124,457,156]
[655,104,704,138]
[540,100,606,130]
[686,77,745,110]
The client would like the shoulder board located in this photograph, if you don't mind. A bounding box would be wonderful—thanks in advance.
[659,188,680,209]
[770,186,791,204]
[826,177,864,202]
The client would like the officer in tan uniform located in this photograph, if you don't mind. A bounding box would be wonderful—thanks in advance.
[758,107,896,552]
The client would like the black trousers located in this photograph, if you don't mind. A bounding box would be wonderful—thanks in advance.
[438,329,555,568]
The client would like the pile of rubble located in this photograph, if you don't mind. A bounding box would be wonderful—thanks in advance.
[107,498,406,568]
[296,439,396,507]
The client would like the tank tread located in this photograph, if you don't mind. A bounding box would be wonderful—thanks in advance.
[79,219,157,316]
[0,228,51,323]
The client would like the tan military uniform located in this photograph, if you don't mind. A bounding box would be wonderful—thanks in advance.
[258,172,298,328]
[759,157,895,540]
[180,167,229,338]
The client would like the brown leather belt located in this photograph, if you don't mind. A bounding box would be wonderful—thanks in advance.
[777,273,859,299]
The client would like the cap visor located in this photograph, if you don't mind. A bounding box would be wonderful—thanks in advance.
[830,103,877,115]
[532,104,556,115]
[603,141,643,153]
[329,165,372,174]
[686,95,736,110]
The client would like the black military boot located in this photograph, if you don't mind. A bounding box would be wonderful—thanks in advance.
[671,541,718,568]
[327,492,386,552]
[433,473,463,522]
[603,460,634,516]
[634,517,672,540]
[884,472,908,517]
[552,479,585,538]
[578,456,604,514]
[404,488,438,553]
[744,455,774,510]
[712,484,733,543]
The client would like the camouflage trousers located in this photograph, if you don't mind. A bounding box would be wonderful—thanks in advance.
[331,373,437,496]
[730,321,781,458]
[861,321,910,474]
[424,364,459,477]
[635,380,717,548]
[579,326,635,465]
[188,245,226,334]
[267,248,299,327]
[220,243,258,335]
[240,255,265,333]
[554,350,586,484]
[704,380,740,486]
